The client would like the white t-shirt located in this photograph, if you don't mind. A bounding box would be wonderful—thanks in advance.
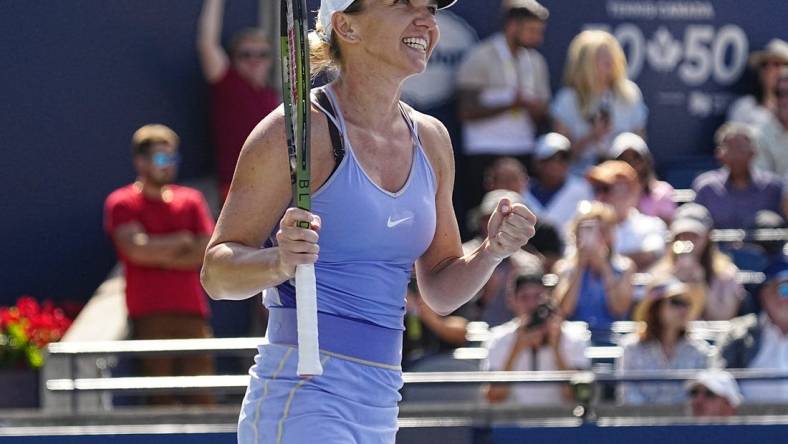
[727,95,775,128]
[523,176,593,241]
[755,115,788,178]
[615,209,667,256]
[456,33,551,155]
[550,83,648,175]
[482,320,590,406]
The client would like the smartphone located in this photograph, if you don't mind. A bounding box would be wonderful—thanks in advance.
[577,220,600,249]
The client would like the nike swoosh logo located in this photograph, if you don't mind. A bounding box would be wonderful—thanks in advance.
[387,216,412,228]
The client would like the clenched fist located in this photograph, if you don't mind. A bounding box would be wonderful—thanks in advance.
[485,197,537,261]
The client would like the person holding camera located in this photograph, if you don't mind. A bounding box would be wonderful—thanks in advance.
[551,30,648,176]
[482,266,591,406]
[554,201,635,345]
[649,203,744,321]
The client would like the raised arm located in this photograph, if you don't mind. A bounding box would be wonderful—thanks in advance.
[554,259,583,319]
[197,0,230,83]
[414,115,536,315]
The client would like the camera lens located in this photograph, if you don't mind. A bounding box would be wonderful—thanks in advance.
[672,240,694,255]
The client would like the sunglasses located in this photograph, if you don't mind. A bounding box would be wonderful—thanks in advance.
[236,50,271,60]
[150,152,180,168]
[778,281,788,298]
[668,297,690,309]
[592,184,610,195]
[689,387,720,399]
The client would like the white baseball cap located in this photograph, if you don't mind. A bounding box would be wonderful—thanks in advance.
[318,0,458,42]
[534,132,570,160]
[609,132,649,159]
[686,369,743,407]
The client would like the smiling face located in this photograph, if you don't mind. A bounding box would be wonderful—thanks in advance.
[338,0,440,78]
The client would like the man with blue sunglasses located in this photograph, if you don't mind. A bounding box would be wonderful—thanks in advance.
[103,124,216,405]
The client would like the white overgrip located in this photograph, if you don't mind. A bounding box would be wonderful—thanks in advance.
[295,263,322,376]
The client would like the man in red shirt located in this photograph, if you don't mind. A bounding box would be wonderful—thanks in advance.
[104,124,215,405]
[197,0,280,201]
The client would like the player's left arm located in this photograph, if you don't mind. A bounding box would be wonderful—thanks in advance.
[414,114,536,316]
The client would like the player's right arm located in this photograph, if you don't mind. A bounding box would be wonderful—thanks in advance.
[201,107,322,301]
[197,0,230,83]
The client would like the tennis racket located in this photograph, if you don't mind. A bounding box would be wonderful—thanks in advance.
[280,0,322,376]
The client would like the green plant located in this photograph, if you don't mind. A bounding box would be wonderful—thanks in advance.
[0,296,72,369]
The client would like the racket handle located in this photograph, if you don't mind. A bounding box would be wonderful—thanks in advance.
[295,263,322,376]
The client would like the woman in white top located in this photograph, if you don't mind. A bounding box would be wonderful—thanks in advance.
[727,39,788,127]
[617,279,711,405]
[551,30,648,176]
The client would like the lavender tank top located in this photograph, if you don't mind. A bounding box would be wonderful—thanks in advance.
[266,86,438,330]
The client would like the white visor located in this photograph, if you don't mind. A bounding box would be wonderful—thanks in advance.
[317,0,457,42]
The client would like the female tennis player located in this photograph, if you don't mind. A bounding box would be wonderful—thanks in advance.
[201,1,536,442]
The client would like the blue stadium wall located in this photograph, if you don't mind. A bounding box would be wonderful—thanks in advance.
[2,0,785,306]
[0,1,258,305]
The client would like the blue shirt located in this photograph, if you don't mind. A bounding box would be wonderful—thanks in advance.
[528,179,562,208]
[692,167,783,229]
[568,258,628,343]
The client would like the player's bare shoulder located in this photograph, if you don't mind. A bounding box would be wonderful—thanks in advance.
[405,106,455,181]
[242,105,288,162]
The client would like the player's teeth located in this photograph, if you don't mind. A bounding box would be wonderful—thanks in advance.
[403,38,427,50]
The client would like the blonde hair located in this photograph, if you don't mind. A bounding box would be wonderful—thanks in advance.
[308,0,364,79]
[563,30,637,118]
[131,124,179,157]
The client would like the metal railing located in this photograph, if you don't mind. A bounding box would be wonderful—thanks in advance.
[45,337,788,415]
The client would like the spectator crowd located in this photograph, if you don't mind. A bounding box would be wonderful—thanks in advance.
[405,0,788,410]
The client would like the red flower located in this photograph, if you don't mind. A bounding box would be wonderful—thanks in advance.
[1,296,74,369]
